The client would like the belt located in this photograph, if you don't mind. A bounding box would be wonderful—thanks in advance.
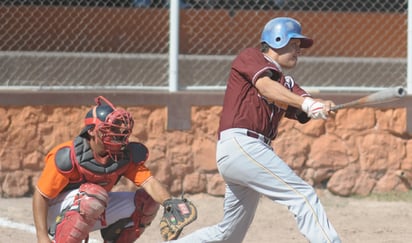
[220,128,271,145]
[246,130,271,145]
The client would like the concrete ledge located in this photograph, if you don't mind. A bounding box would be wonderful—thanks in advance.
[0,53,406,88]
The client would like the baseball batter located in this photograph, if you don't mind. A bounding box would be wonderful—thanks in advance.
[32,96,181,243]
[166,17,341,243]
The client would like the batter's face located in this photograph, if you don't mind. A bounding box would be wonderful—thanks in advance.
[271,39,301,69]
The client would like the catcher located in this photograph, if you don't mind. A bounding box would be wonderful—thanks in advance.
[32,96,197,243]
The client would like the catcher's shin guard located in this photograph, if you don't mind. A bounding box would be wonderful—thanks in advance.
[53,183,108,243]
[101,189,160,243]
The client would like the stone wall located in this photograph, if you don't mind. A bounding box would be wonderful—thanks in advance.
[0,104,411,198]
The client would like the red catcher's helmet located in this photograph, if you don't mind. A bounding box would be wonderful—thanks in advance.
[79,96,134,161]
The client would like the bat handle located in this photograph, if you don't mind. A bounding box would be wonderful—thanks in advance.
[330,105,340,112]
[330,103,349,111]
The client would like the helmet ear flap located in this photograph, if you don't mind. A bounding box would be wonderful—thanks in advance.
[273,32,287,47]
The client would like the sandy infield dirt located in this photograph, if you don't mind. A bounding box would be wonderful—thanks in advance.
[1,190,411,243]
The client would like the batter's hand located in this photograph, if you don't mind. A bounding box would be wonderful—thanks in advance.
[322,99,336,115]
[301,97,327,120]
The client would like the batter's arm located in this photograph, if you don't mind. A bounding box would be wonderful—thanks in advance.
[255,76,305,108]
[32,188,52,243]
[256,76,333,119]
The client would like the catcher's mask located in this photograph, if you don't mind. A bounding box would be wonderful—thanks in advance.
[261,17,313,49]
[79,96,134,161]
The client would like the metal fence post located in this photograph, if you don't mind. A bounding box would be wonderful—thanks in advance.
[407,0,412,95]
[169,0,179,92]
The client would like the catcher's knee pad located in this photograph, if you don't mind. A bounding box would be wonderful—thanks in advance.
[53,183,108,243]
[100,189,160,243]
[134,189,160,228]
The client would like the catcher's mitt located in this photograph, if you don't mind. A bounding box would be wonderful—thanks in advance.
[159,197,197,241]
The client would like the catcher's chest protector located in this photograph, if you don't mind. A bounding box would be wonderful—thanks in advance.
[55,137,148,191]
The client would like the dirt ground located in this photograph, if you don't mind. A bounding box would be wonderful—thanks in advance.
[1,190,411,243]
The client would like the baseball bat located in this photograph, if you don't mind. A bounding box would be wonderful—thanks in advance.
[330,86,407,111]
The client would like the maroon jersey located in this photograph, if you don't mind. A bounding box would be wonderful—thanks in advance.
[218,47,310,140]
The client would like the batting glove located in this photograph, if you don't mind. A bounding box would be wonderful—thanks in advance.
[301,97,327,120]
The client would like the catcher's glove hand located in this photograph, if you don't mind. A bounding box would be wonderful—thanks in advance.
[159,197,197,241]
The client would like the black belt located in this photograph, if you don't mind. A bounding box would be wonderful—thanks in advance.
[246,130,271,145]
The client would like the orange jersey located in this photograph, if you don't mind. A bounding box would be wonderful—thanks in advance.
[36,139,153,199]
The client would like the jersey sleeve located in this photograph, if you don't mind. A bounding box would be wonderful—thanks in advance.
[290,78,311,97]
[284,78,312,122]
[232,48,280,86]
[36,141,73,199]
[123,163,153,186]
[123,142,153,185]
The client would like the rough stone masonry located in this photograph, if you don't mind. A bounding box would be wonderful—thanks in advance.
[0,105,411,198]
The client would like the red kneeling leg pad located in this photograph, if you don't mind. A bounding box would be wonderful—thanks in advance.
[113,189,160,243]
[54,183,108,243]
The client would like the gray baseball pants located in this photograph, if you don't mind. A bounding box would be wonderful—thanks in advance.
[167,128,341,243]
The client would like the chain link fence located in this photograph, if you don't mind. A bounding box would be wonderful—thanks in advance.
[0,0,407,91]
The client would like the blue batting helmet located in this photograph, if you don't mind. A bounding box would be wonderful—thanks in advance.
[261,17,313,49]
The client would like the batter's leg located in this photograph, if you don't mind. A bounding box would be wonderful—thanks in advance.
[216,134,341,243]
[170,183,260,243]
[235,139,341,243]
[168,135,268,243]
